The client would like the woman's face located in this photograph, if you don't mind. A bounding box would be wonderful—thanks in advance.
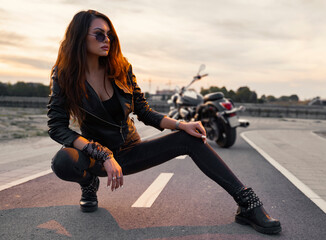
[86,18,111,57]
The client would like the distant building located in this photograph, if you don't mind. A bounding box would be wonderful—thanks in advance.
[156,89,175,95]
[308,97,326,106]
[149,89,175,101]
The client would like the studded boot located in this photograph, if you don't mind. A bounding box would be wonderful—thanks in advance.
[233,187,282,234]
[79,176,100,212]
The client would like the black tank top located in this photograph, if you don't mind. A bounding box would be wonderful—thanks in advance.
[102,91,124,124]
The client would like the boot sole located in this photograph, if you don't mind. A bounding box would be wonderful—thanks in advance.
[80,205,98,213]
[235,215,282,234]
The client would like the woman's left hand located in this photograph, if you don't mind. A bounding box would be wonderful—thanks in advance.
[179,121,207,143]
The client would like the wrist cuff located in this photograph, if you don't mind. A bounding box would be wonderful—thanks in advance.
[175,120,183,130]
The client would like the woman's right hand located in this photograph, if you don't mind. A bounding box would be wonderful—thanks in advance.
[103,157,123,191]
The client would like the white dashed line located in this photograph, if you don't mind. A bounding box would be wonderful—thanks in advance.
[241,132,326,214]
[132,173,174,208]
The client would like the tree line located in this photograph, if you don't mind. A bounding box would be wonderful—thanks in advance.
[0,82,49,97]
[0,81,300,103]
[200,86,299,103]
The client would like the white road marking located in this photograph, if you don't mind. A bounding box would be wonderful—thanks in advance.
[0,169,52,192]
[176,155,187,159]
[132,173,174,208]
[0,131,164,192]
[311,131,326,142]
[241,132,326,214]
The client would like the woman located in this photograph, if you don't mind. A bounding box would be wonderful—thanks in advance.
[48,10,281,235]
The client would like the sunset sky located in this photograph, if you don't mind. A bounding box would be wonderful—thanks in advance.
[0,0,325,100]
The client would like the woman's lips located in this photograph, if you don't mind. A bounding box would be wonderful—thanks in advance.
[101,46,109,51]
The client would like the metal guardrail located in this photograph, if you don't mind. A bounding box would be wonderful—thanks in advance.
[147,100,326,120]
[235,103,326,120]
[0,96,48,108]
[1,96,325,120]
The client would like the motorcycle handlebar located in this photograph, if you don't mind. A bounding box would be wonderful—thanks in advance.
[180,72,208,94]
[200,73,208,78]
[194,73,208,80]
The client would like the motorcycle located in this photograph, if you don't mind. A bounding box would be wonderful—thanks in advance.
[167,64,249,148]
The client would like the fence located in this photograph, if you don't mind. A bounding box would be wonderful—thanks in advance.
[0,96,48,108]
[1,96,326,120]
[236,103,326,120]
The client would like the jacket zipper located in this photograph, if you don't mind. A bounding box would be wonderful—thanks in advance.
[80,107,126,142]
[120,121,125,142]
[83,77,133,144]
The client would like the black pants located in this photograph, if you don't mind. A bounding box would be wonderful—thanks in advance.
[51,131,245,196]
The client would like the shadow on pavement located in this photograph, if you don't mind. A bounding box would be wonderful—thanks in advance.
[0,206,275,240]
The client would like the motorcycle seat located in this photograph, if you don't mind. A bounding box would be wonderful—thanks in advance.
[204,92,224,101]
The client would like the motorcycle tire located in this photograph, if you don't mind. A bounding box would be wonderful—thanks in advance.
[216,119,236,148]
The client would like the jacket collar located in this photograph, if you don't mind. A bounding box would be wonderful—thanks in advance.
[83,81,118,125]
[113,64,133,95]
[83,79,132,125]
[114,79,132,95]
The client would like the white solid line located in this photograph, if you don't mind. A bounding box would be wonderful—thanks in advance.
[176,155,187,159]
[132,173,174,208]
[311,131,326,142]
[241,132,326,214]
[0,169,53,192]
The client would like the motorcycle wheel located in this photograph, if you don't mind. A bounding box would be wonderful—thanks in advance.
[215,118,236,148]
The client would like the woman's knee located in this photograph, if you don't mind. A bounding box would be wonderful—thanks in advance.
[51,147,80,179]
[176,130,203,147]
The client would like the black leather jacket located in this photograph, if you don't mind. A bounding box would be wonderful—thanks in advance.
[47,65,165,153]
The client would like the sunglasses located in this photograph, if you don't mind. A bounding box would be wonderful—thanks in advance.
[88,32,114,42]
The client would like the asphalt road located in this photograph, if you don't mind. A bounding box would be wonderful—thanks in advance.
[0,117,326,240]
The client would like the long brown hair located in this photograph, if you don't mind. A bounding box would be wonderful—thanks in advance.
[51,10,130,125]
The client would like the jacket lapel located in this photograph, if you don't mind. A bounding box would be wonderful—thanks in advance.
[114,79,132,95]
[83,79,133,124]
[83,81,117,124]
[112,80,133,119]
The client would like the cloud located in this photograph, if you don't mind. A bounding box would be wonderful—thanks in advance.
[208,19,300,41]
[0,0,325,99]
[0,8,9,21]
[126,1,323,81]
[1,55,53,70]
[0,74,49,84]
[58,0,131,6]
[248,77,326,100]
[59,0,90,4]
[0,31,27,47]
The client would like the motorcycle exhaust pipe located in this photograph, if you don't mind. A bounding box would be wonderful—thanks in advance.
[239,119,250,127]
